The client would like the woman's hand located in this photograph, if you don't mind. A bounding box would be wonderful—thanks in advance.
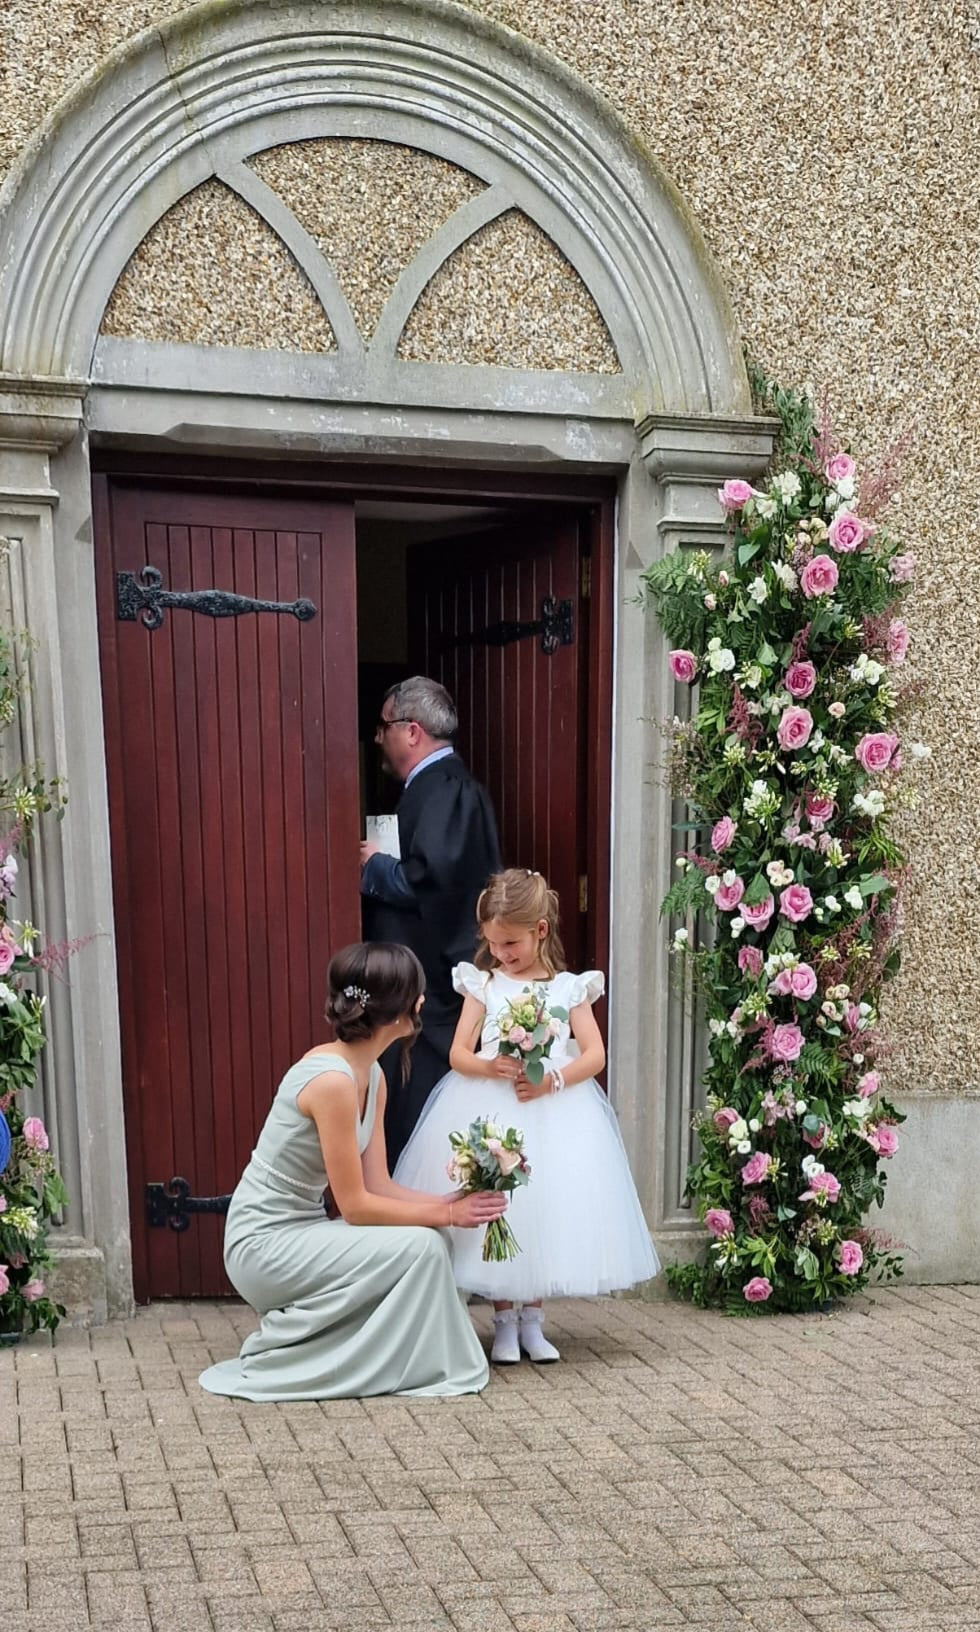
[515,1073,555,1103]
[450,1191,508,1229]
[488,1053,524,1081]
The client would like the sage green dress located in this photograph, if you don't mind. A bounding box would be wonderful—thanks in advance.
[198,1054,489,1400]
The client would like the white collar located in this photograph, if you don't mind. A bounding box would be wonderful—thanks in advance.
[405,745,454,787]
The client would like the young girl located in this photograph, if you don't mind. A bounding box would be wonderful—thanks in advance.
[199,942,507,1401]
[394,870,660,1364]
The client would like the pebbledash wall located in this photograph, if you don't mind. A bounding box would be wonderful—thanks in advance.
[0,0,976,1319]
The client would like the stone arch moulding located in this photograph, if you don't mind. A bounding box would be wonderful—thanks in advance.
[0,0,752,418]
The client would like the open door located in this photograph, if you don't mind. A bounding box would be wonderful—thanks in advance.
[95,479,361,1299]
[408,510,595,974]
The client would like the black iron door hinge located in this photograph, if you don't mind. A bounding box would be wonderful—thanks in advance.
[460,595,573,656]
[146,1178,232,1232]
[117,566,317,631]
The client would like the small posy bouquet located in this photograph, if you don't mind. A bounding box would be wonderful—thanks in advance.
[495,985,568,1085]
[447,1117,530,1261]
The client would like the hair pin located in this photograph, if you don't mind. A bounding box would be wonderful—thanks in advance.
[343,985,370,1008]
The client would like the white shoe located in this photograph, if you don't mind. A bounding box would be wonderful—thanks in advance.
[519,1307,560,1363]
[490,1309,521,1365]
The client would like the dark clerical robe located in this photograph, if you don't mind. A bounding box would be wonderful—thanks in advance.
[361,753,500,1165]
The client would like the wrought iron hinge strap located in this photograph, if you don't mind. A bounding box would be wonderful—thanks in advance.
[117,566,317,630]
[146,1178,232,1232]
[459,595,573,656]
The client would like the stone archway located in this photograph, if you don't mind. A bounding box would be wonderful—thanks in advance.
[0,0,775,1320]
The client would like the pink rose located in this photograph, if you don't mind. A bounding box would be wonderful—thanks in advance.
[800,554,839,599]
[22,1279,45,1302]
[803,1122,828,1150]
[838,1240,864,1275]
[772,963,817,1000]
[779,884,813,924]
[800,1171,841,1204]
[743,1276,772,1303]
[705,1208,733,1238]
[741,1151,771,1186]
[887,619,909,665]
[784,661,817,699]
[0,1264,8,1295]
[855,732,899,774]
[856,1070,879,1098]
[0,1196,6,1212]
[828,511,871,553]
[777,707,813,752]
[889,553,916,583]
[486,1138,522,1177]
[805,791,835,828]
[711,816,737,854]
[866,1122,899,1158]
[828,700,846,718]
[770,1022,804,1062]
[0,943,14,976]
[738,946,763,978]
[714,877,745,913]
[742,896,775,931]
[718,479,757,512]
[713,1107,739,1131]
[825,452,855,483]
[508,1025,526,1045]
[669,649,697,684]
[22,1117,49,1153]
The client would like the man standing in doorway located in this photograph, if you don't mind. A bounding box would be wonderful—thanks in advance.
[360,676,501,1165]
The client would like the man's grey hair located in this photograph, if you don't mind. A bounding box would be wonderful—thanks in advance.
[385,676,457,743]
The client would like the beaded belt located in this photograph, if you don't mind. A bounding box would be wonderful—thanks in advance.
[249,1153,326,1195]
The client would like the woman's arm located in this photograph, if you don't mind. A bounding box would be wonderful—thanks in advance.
[514,1001,606,1102]
[299,1070,504,1229]
[360,1075,445,1201]
[449,993,523,1081]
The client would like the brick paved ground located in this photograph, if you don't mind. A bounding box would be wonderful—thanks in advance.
[2,1286,979,1632]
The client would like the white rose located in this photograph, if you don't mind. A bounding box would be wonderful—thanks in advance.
[708,645,736,673]
[736,1139,752,1155]
[824,895,840,913]
[773,560,798,590]
[834,474,856,501]
[673,927,689,944]
[705,875,721,896]
[772,471,802,501]
[729,1119,748,1142]
[844,886,863,910]
[748,1118,761,1133]
[794,1100,808,1116]
[756,495,778,519]
[802,1155,825,1178]
[709,1018,726,1036]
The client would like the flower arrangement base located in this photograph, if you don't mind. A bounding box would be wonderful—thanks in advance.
[0,1318,23,1347]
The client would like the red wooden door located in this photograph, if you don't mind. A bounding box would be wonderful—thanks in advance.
[94,480,361,1300]
[409,513,591,971]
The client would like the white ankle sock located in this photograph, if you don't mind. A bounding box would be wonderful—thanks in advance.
[519,1307,560,1363]
[491,1309,521,1365]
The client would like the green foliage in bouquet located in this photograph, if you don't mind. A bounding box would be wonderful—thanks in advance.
[641,377,920,1312]
[495,985,568,1085]
[0,586,70,1341]
[448,1116,530,1262]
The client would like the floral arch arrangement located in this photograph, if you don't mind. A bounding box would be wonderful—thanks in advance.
[643,377,921,1312]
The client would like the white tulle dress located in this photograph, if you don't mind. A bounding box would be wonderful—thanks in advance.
[393,964,660,1302]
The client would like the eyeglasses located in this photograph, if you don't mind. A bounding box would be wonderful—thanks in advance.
[376,717,412,734]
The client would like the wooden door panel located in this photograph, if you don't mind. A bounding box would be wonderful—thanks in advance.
[95,481,360,1300]
[409,515,587,970]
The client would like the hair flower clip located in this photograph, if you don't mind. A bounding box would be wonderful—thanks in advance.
[343,985,370,1008]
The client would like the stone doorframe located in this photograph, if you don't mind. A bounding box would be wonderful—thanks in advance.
[0,0,775,1319]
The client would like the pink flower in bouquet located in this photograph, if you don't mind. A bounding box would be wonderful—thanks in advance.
[889,553,916,583]
[887,618,909,665]
[713,1107,739,1131]
[743,1276,772,1302]
[855,732,899,773]
[0,942,14,976]
[828,700,846,719]
[777,706,813,752]
[711,816,737,853]
[22,1117,49,1153]
[838,1240,864,1275]
[803,1122,828,1150]
[865,1122,899,1158]
[738,946,763,978]
[805,791,835,829]
[718,478,757,512]
[825,452,855,484]
[856,1070,879,1098]
[770,1022,804,1062]
[0,1197,6,1213]
[0,1264,8,1295]
[22,1279,45,1302]
[714,876,745,912]
[507,1025,527,1045]
[779,884,813,924]
[669,649,698,684]
[771,963,817,1000]
[741,1151,771,1186]
[800,554,839,599]
[7,1253,25,1270]
[784,661,817,699]
[486,1138,523,1177]
[828,511,871,553]
[742,896,775,932]
[705,1208,733,1237]
[800,1171,841,1204]
[844,1004,861,1034]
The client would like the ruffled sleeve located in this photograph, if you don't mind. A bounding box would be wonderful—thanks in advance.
[452,962,490,1002]
[565,969,605,1008]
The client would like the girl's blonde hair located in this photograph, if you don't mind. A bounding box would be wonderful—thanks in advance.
[474,869,566,977]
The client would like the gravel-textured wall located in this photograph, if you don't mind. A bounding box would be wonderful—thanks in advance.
[2,0,974,1090]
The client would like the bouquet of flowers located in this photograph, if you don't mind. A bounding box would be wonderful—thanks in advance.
[447,1117,530,1261]
[495,985,568,1085]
